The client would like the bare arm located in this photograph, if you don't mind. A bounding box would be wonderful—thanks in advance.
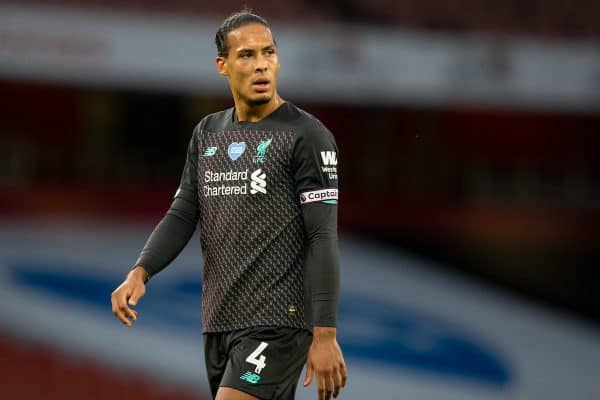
[304,327,347,400]
[111,266,148,327]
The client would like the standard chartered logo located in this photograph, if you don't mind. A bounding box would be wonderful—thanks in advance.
[250,169,267,194]
[203,168,267,197]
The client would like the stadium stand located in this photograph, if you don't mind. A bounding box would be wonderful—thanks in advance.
[6,0,600,39]
[0,333,206,400]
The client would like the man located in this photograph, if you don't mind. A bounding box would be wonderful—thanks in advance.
[111,10,347,400]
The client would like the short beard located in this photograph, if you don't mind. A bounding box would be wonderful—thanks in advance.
[247,96,271,106]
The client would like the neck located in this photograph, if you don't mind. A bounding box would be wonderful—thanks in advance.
[235,94,284,123]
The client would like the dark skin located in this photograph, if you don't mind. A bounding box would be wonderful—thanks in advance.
[111,22,347,400]
[215,23,284,122]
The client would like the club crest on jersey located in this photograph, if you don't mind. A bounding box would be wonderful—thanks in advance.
[228,142,246,161]
[253,138,272,164]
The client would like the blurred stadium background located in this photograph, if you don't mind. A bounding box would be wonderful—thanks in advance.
[1,1,599,399]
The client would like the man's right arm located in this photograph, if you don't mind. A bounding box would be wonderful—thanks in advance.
[133,192,199,278]
[111,126,201,327]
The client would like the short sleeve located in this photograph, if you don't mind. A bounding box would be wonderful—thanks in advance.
[292,120,339,205]
[174,124,200,204]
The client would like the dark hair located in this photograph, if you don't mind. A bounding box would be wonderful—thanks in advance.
[215,10,271,57]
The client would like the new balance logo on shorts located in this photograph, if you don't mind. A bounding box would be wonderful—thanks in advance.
[240,371,262,384]
[240,342,268,384]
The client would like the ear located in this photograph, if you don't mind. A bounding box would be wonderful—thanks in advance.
[216,56,228,77]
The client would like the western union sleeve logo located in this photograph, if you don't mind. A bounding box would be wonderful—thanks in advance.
[320,151,338,180]
[320,151,337,166]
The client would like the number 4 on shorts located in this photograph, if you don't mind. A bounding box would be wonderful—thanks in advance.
[246,342,268,374]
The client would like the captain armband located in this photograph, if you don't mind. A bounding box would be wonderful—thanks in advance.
[299,188,338,205]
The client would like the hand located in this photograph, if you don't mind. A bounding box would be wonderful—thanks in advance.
[303,327,348,400]
[110,266,147,327]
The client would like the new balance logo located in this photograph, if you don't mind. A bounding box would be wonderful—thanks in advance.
[240,371,261,384]
[320,151,337,166]
[250,169,267,194]
[203,146,218,157]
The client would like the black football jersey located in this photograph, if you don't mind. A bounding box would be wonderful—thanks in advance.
[175,102,339,333]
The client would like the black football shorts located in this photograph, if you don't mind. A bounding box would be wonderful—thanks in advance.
[203,326,312,399]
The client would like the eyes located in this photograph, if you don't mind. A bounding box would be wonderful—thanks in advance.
[239,48,276,59]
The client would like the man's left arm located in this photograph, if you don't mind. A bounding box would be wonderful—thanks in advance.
[292,119,347,400]
[301,202,347,400]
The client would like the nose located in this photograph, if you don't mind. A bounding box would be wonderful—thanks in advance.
[255,54,268,73]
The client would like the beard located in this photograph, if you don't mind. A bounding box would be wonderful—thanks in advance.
[247,95,271,106]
